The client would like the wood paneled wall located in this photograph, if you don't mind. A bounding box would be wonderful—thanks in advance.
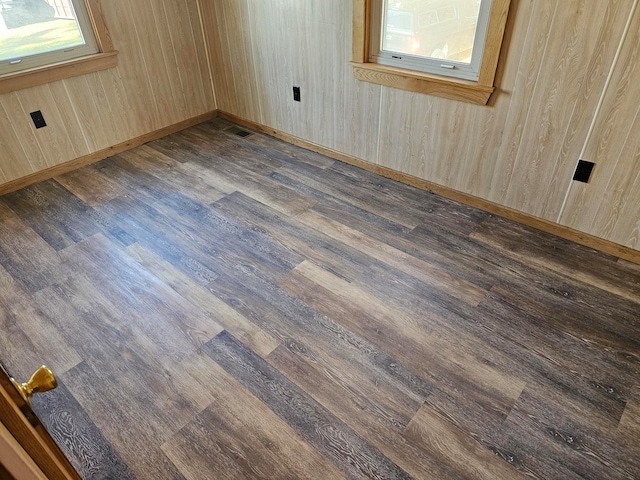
[559,0,640,248]
[204,0,640,252]
[0,0,216,185]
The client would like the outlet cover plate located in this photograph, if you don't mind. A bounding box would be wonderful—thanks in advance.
[30,110,47,129]
[573,160,595,183]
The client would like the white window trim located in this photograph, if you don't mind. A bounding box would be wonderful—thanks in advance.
[351,0,511,104]
[0,0,117,94]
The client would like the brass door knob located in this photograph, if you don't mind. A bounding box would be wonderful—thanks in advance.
[10,365,58,405]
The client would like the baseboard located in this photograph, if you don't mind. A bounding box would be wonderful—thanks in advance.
[219,111,640,265]
[2,108,637,264]
[0,110,219,197]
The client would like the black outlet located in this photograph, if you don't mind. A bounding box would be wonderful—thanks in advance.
[30,110,47,129]
[293,86,301,102]
[573,160,595,183]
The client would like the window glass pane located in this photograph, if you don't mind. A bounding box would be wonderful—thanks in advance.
[0,0,85,62]
[382,0,482,63]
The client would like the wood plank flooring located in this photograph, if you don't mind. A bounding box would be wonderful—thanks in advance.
[1,118,639,479]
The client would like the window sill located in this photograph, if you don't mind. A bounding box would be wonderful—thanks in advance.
[350,61,494,105]
[0,51,118,95]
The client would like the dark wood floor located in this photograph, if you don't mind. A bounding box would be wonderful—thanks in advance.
[1,118,639,480]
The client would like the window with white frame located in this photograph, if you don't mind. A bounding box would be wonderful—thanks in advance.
[351,0,510,104]
[370,0,493,81]
[0,0,99,76]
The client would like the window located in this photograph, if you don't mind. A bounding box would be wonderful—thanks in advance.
[371,0,493,81]
[0,0,99,75]
[0,0,116,94]
[351,0,511,104]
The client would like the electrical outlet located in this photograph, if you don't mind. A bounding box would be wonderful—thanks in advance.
[573,160,595,183]
[30,110,46,129]
[293,86,301,102]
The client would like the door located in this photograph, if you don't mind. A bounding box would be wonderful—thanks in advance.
[0,362,81,480]
[0,420,48,480]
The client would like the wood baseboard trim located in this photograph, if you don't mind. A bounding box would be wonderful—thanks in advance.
[0,110,219,197]
[219,111,640,265]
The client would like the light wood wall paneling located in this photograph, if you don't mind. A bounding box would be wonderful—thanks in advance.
[161,0,212,119]
[102,0,160,132]
[455,0,530,199]
[501,0,632,218]
[245,0,294,133]
[27,84,91,160]
[430,99,479,189]
[0,0,216,187]
[483,0,558,206]
[63,72,131,152]
[54,75,103,154]
[15,84,88,165]
[302,1,344,149]
[560,1,640,250]
[185,0,217,113]
[333,0,382,164]
[1,93,51,176]
[91,68,138,146]
[205,1,238,114]
[538,0,635,220]
[194,0,218,108]
[126,0,177,126]
[337,39,382,165]
[490,0,617,217]
[205,0,640,254]
[217,0,384,164]
[377,87,433,180]
[0,101,31,183]
[219,0,262,123]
